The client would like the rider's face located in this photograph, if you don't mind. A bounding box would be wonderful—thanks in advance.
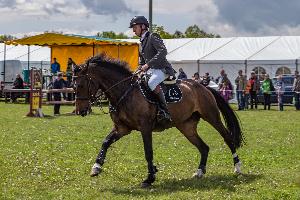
[133,24,142,37]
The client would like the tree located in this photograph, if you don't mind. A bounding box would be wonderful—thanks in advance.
[0,34,16,42]
[184,25,219,38]
[152,24,173,39]
[97,31,128,39]
[173,30,185,38]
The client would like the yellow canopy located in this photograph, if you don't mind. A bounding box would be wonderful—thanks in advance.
[5,32,135,46]
[5,33,139,70]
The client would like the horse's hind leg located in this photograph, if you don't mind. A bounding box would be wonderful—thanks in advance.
[205,114,242,174]
[176,115,209,178]
[90,125,130,176]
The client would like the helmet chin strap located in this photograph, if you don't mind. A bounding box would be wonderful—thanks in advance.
[138,24,147,37]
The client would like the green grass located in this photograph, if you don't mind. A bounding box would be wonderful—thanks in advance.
[0,102,299,199]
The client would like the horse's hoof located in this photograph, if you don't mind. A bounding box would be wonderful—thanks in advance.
[234,161,242,174]
[141,182,152,188]
[192,169,205,178]
[90,163,102,177]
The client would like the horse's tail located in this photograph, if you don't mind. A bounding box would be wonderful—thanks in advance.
[206,87,245,148]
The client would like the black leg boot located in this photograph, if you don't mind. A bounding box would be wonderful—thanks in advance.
[156,88,172,121]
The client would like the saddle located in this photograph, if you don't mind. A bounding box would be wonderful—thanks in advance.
[138,74,183,104]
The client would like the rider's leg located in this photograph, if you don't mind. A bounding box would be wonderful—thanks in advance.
[147,69,171,120]
[153,85,171,120]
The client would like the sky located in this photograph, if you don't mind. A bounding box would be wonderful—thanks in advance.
[0,0,300,38]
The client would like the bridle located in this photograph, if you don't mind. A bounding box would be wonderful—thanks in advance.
[75,69,141,113]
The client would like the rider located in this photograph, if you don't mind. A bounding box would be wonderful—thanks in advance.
[130,16,175,121]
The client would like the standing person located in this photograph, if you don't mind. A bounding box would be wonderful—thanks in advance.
[192,72,201,83]
[235,70,247,110]
[292,70,300,110]
[244,76,250,109]
[53,73,67,115]
[261,74,274,110]
[177,68,187,80]
[200,72,211,86]
[216,69,226,89]
[130,16,175,121]
[220,80,232,103]
[275,75,285,111]
[11,74,24,102]
[51,58,60,75]
[248,71,260,109]
[66,58,76,86]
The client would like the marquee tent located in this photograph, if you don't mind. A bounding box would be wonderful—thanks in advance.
[4,33,139,72]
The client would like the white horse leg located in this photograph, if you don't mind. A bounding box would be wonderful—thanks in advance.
[192,168,205,178]
[233,153,242,174]
[90,163,102,176]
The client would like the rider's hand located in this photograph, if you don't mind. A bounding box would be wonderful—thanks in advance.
[141,64,149,72]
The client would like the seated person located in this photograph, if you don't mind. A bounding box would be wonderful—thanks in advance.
[11,74,24,102]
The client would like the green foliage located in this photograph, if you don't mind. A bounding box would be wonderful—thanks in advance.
[97,31,128,39]
[185,25,219,38]
[0,102,299,199]
[151,24,220,39]
[0,34,16,42]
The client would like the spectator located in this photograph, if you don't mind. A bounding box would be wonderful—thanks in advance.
[216,69,226,88]
[248,71,260,109]
[261,74,274,110]
[220,80,232,103]
[66,58,76,86]
[235,70,247,110]
[292,70,300,110]
[200,72,211,86]
[177,68,187,80]
[244,76,251,109]
[53,73,67,115]
[275,75,285,111]
[11,74,24,102]
[51,58,60,75]
[192,72,201,83]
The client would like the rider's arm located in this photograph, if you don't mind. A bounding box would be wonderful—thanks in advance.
[146,33,167,69]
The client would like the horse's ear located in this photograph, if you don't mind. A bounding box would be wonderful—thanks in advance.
[74,65,82,74]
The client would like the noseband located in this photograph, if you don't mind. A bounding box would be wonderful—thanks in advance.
[75,70,140,111]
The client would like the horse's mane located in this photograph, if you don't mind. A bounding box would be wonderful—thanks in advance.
[84,53,133,77]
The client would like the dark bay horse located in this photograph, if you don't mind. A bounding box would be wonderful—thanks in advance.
[75,54,244,188]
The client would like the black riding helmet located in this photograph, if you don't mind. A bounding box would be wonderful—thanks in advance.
[129,16,149,28]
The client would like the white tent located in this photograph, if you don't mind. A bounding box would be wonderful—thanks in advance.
[0,43,50,70]
[122,36,300,83]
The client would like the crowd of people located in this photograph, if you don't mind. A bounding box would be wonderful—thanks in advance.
[177,68,300,111]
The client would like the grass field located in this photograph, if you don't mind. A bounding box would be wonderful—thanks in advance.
[0,102,299,199]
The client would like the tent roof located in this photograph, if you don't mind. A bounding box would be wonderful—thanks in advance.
[5,33,137,46]
[248,36,300,61]
[0,43,50,61]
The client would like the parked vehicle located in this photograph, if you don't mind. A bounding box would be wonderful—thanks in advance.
[257,75,294,104]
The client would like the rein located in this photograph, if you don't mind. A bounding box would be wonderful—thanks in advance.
[77,70,141,114]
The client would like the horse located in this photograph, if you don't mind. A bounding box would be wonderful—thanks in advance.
[75,54,244,188]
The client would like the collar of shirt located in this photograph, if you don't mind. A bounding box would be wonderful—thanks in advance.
[140,31,149,42]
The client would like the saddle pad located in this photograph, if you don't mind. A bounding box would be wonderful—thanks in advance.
[139,81,183,104]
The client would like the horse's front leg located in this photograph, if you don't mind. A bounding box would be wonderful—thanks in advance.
[90,127,128,176]
[141,129,158,188]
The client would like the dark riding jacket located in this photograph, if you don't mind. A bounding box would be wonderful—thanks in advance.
[139,32,175,77]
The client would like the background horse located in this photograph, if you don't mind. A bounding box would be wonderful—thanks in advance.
[75,54,244,188]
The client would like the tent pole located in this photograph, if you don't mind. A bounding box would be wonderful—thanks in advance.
[244,60,248,75]
[3,43,6,82]
[27,45,30,71]
[93,43,95,56]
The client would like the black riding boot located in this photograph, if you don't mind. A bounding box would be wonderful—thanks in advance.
[156,89,171,121]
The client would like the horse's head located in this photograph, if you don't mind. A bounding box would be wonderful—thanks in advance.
[75,64,99,116]
[75,54,133,116]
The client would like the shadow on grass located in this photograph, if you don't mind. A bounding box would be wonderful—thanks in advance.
[104,173,263,196]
